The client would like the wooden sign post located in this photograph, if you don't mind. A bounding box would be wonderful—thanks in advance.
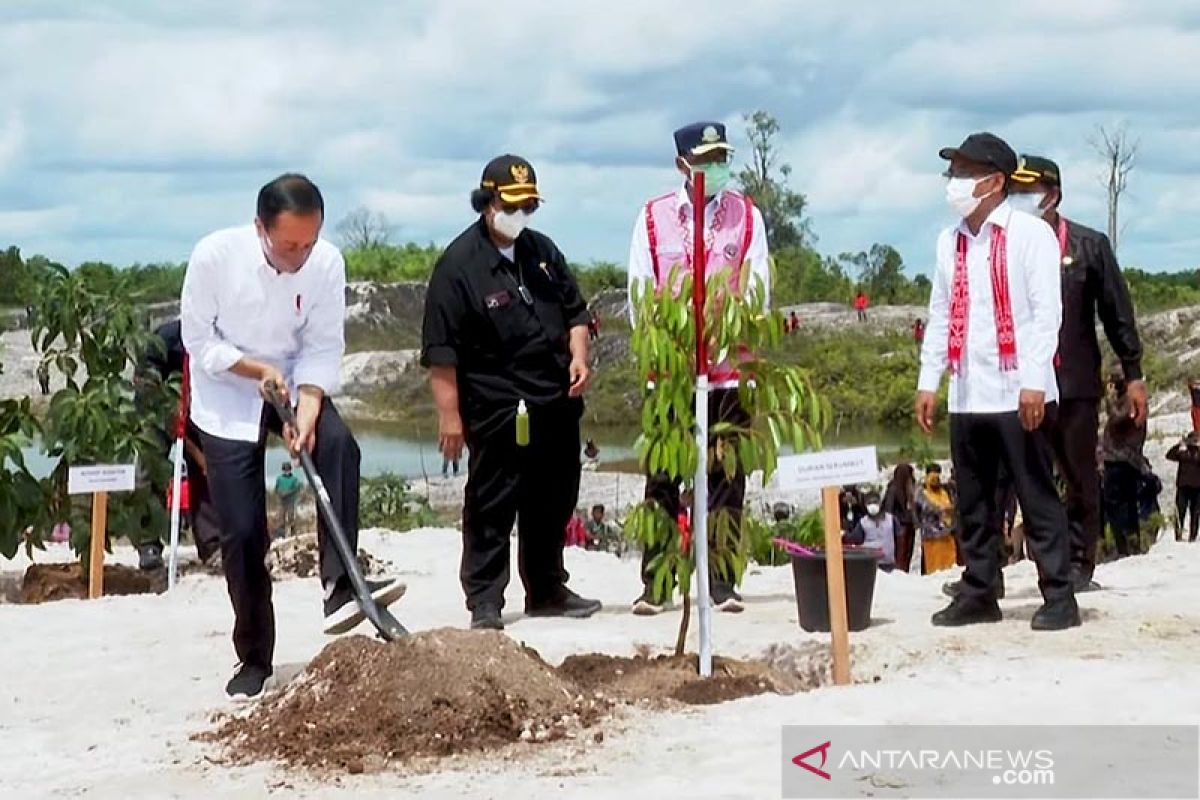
[771,446,879,686]
[68,463,137,599]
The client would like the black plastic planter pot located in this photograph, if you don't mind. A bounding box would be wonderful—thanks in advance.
[790,549,880,633]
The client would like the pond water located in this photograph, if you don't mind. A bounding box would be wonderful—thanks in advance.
[20,418,947,481]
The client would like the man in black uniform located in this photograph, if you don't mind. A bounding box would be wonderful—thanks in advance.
[133,318,221,571]
[1008,155,1145,591]
[421,155,601,630]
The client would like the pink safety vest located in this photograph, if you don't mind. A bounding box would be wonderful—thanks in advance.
[643,190,755,386]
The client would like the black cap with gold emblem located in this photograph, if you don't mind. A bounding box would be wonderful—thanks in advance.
[1011,154,1063,194]
[480,154,541,204]
[674,121,734,157]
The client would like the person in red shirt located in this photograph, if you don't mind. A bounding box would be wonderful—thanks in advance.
[854,290,869,322]
[913,317,926,345]
[1189,378,1200,433]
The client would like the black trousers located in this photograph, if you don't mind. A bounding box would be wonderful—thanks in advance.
[641,388,750,597]
[1046,399,1102,579]
[200,399,360,668]
[184,421,222,562]
[1102,461,1141,556]
[1177,486,1200,542]
[950,407,1072,602]
[461,399,581,611]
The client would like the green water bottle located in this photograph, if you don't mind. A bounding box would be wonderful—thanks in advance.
[516,399,530,447]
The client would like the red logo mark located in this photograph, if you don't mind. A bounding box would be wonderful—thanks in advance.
[792,741,832,781]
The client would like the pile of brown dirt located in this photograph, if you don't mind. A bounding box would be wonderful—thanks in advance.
[557,651,811,706]
[204,629,819,774]
[20,563,165,603]
[206,629,609,771]
[268,534,391,580]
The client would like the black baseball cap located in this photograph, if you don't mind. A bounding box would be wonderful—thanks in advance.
[1011,154,1062,189]
[939,132,1018,176]
[674,121,734,157]
[480,154,541,203]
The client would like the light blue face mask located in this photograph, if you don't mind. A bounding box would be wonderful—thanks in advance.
[693,161,732,195]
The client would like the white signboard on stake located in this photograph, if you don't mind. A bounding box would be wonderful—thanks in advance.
[68,463,137,495]
[772,446,879,492]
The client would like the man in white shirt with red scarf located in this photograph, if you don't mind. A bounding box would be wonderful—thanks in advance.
[916,133,1080,631]
[626,121,769,615]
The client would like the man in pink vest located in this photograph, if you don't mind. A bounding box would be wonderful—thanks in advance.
[626,120,770,615]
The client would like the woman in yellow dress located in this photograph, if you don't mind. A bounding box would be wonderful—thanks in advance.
[914,464,957,574]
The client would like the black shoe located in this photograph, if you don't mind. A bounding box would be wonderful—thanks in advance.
[1031,595,1081,631]
[225,663,272,700]
[1069,569,1101,594]
[941,573,1005,600]
[711,584,745,613]
[322,577,407,635]
[470,603,504,630]
[931,596,1002,627]
[525,588,602,619]
[137,543,164,572]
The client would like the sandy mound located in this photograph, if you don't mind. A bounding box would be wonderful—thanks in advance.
[21,563,165,603]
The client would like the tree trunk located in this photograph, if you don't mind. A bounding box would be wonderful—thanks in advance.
[1108,183,1119,252]
[674,592,691,657]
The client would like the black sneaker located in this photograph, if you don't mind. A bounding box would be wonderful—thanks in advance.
[931,596,1003,627]
[225,663,272,700]
[711,584,745,613]
[941,573,1005,600]
[525,588,602,619]
[631,590,668,616]
[470,603,504,630]
[1031,595,1082,631]
[138,543,164,571]
[322,577,407,635]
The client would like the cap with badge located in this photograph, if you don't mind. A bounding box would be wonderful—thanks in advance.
[1011,154,1062,192]
[939,132,1018,175]
[480,154,542,204]
[674,121,734,158]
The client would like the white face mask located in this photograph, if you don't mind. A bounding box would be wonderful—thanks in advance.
[866,503,881,516]
[492,209,529,240]
[945,176,993,219]
[1008,192,1047,218]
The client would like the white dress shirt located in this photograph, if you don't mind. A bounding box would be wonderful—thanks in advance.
[626,186,771,324]
[918,201,1062,414]
[180,224,346,442]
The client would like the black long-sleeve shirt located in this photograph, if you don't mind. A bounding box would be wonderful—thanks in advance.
[421,219,590,436]
[1055,218,1143,399]
[1167,443,1200,490]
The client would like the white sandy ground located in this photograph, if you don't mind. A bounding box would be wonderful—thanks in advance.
[2,523,1199,800]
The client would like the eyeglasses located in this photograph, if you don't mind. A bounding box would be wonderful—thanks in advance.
[942,166,1000,180]
[500,200,540,215]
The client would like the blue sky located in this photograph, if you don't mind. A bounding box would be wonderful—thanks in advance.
[0,0,1197,277]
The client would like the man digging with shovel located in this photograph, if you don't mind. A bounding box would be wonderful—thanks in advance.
[181,173,406,699]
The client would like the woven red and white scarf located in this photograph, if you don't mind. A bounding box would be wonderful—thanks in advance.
[947,223,1018,375]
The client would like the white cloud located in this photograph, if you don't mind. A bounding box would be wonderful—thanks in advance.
[0,0,1195,274]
